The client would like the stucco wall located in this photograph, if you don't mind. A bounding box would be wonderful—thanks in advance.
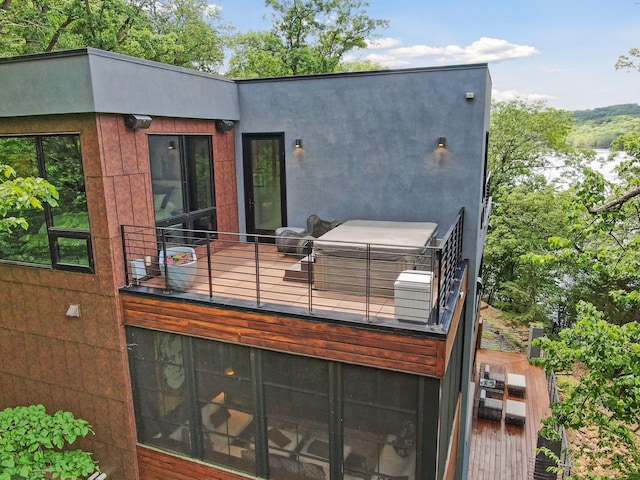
[236,65,490,259]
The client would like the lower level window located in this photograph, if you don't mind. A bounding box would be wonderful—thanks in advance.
[127,327,421,480]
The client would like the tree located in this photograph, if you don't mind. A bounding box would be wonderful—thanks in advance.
[483,100,578,323]
[532,302,640,479]
[0,404,98,480]
[0,0,227,73]
[488,100,574,192]
[0,163,58,233]
[226,0,387,78]
[616,48,640,72]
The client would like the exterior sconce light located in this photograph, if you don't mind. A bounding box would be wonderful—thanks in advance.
[295,139,303,149]
[215,119,235,132]
[123,114,152,129]
[438,137,446,148]
[168,141,176,150]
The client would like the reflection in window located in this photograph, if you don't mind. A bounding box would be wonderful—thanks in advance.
[193,338,256,474]
[263,351,329,479]
[0,135,92,271]
[343,365,418,480]
[149,135,216,236]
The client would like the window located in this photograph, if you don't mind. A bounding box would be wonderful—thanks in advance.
[0,135,93,272]
[149,136,216,237]
[127,328,426,480]
[343,365,418,480]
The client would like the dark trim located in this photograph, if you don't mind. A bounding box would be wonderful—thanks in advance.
[236,63,490,84]
[119,286,451,340]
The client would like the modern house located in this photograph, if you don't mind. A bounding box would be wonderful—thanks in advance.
[0,48,491,480]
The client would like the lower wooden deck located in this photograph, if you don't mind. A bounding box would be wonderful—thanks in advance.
[469,349,552,480]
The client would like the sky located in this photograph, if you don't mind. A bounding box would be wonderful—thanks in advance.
[212,0,639,111]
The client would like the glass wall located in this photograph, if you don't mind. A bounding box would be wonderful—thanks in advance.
[127,327,432,480]
[0,135,92,271]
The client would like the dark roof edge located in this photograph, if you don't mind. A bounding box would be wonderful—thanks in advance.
[0,47,237,84]
[235,63,490,84]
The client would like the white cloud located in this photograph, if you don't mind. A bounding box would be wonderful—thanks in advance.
[492,88,556,103]
[386,37,539,64]
[204,3,222,17]
[365,37,403,50]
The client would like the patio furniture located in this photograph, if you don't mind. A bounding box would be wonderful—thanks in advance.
[479,363,506,398]
[505,399,526,426]
[478,389,503,421]
[507,373,527,397]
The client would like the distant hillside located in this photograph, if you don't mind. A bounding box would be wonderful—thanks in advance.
[572,103,640,122]
[569,103,640,149]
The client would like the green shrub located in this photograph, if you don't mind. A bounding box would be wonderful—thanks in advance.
[0,404,98,479]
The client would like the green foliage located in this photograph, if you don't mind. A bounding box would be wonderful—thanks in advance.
[572,104,640,122]
[226,0,387,78]
[532,302,640,479]
[489,100,574,191]
[0,0,227,73]
[0,164,58,234]
[616,48,640,72]
[0,404,97,480]
[569,114,640,149]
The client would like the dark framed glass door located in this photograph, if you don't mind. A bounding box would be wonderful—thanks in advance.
[242,133,287,238]
[149,135,217,241]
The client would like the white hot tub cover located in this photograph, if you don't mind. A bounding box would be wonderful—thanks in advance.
[313,220,438,259]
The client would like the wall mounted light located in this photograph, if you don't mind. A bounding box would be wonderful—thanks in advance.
[215,119,235,132]
[295,139,303,149]
[168,141,176,150]
[438,137,446,148]
[123,114,152,130]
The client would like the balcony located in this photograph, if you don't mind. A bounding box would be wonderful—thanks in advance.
[120,210,465,335]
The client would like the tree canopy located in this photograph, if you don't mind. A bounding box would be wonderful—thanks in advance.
[226,0,387,78]
[0,0,227,72]
[532,302,640,479]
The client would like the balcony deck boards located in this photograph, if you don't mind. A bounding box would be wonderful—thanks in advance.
[470,349,552,480]
[137,243,407,325]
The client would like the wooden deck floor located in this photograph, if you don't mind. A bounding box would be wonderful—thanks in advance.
[469,349,552,480]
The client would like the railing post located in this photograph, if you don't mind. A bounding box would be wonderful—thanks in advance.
[160,228,169,291]
[365,243,371,322]
[121,225,130,286]
[307,240,313,313]
[254,235,261,306]
[434,248,442,325]
[206,232,213,299]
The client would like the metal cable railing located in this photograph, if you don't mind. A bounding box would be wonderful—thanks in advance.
[121,216,465,329]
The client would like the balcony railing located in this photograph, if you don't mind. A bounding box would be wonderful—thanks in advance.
[121,210,465,332]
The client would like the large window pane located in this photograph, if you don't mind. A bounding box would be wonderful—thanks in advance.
[343,365,418,480]
[127,329,191,457]
[0,137,49,264]
[149,135,216,234]
[150,136,185,221]
[193,338,256,475]
[263,351,330,480]
[0,135,91,270]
